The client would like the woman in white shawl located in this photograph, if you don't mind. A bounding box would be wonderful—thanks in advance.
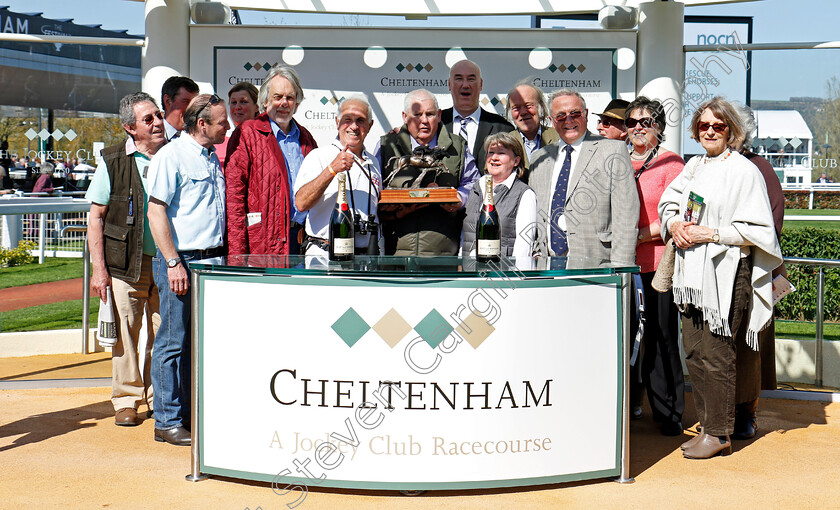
[658,97,782,460]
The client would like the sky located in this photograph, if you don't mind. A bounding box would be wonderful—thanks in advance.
[2,0,839,100]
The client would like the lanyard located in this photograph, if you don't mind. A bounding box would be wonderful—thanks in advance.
[633,146,659,181]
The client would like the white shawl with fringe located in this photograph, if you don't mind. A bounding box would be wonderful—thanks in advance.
[658,151,783,349]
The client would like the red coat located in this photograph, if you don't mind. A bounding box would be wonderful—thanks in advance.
[224,113,317,255]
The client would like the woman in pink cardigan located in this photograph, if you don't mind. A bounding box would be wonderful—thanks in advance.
[626,96,685,436]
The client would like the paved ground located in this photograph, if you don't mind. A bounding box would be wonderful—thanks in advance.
[0,278,84,312]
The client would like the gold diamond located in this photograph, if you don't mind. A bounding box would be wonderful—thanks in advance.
[406,63,415,71]
[329,97,338,104]
[373,308,413,348]
[480,97,490,106]
[577,64,586,72]
[455,312,496,349]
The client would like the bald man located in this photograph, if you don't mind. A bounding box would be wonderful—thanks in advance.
[440,59,514,173]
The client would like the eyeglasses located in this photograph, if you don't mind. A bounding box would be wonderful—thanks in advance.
[195,94,222,119]
[139,111,164,126]
[697,121,728,134]
[553,110,583,123]
[599,116,625,128]
[626,117,655,129]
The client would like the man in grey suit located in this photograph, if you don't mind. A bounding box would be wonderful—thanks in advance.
[528,89,639,266]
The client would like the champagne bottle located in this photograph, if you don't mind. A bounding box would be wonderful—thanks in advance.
[329,173,354,261]
[98,285,117,348]
[476,177,501,262]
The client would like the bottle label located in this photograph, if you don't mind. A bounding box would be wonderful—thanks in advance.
[477,239,501,256]
[333,238,354,255]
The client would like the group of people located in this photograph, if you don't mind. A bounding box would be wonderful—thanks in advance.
[86,61,784,460]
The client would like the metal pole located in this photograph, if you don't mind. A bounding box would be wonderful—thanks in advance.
[616,272,635,484]
[38,213,46,264]
[82,238,90,355]
[815,267,825,387]
[186,268,208,482]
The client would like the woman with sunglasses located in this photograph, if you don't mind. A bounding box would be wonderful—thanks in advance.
[625,96,686,436]
[216,82,260,167]
[658,97,782,459]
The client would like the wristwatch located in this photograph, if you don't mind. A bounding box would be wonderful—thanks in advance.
[712,229,720,243]
[167,257,181,268]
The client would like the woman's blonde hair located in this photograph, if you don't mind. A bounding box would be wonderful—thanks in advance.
[689,96,746,149]
[482,131,527,178]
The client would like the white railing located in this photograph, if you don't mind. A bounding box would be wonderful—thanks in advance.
[0,196,91,263]
[781,183,840,210]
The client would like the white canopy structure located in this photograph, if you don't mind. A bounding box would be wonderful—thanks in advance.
[754,110,814,184]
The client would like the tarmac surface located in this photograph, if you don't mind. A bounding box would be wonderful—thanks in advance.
[1,353,839,509]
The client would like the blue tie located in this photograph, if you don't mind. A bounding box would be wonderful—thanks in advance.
[550,145,573,256]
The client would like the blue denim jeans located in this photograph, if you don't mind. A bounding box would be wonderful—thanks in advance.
[151,250,194,430]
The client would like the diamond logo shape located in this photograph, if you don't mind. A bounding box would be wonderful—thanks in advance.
[320,96,329,105]
[263,63,271,71]
[490,97,499,106]
[64,129,77,141]
[243,62,253,70]
[253,62,262,70]
[38,129,50,141]
[577,64,586,72]
[455,311,496,349]
[548,64,557,73]
[414,310,453,349]
[406,63,415,72]
[568,64,577,73]
[415,63,423,72]
[52,129,64,141]
[424,63,433,72]
[790,136,802,149]
[396,63,405,72]
[373,308,412,348]
[480,97,490,106]
[25,128,37,140]
[332,308,370,347]
[558,64,567,72]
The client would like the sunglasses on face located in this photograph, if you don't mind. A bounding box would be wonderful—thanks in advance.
[553,110,583,123]
[626,117,655,129]
[598,116,624,128]
[697,121,728,134]
[139,111,164,126]
[195,94,222,119]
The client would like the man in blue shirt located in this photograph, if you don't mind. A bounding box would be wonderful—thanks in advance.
[147,94,229,446]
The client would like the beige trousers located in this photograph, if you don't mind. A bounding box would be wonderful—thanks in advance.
[110,255,160,411]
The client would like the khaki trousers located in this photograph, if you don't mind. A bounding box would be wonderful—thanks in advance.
[110,255,160,411]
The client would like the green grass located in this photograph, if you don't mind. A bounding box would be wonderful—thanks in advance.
[775,320,840,341]
[0,258,87,290]
[785,209,840,216]
[783,209,840,230]
[0,298,100,333]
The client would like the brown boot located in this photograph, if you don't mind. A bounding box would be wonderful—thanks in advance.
[683,433,731,459]
[680,426,703,451]
[732,399,758,440]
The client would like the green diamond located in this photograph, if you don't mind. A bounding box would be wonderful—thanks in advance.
[320,97,329,105]
[332,308,370,347]
[568,64,577,72]
[415,310,453,349]
[548,64,557,72]
[415,63,423,72]
[490,98,499,106]
[244,62,253,70]
[263,63,272,71]
[396,63,405,72]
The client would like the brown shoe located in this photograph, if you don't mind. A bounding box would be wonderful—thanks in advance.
[115,408,140,427]
[683,433,731,459]
[680,426,703,450]
[154,426,191,446]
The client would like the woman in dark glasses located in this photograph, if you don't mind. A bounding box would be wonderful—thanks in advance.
[658,97,782,459]
[625,96,686,437]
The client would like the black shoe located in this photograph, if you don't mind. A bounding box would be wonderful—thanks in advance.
[154,426,191,446]
[732,400,758,440]
[631,406,643,420]
[661,420,684,436]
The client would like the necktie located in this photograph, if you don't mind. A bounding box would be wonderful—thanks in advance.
[550,145,573,256]
[459,116,472,155]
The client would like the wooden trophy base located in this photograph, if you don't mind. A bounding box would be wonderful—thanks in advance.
[380,187,460,204]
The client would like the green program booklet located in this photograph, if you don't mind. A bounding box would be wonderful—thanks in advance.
[684,191,705,223]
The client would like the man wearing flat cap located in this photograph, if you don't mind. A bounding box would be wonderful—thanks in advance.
[596,98,629,141]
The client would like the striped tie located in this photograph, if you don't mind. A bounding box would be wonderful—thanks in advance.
[459,116,471,155]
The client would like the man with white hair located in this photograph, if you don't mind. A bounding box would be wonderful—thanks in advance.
[378,88,475,255]
[506,81,559,172]
[294,94,382,256]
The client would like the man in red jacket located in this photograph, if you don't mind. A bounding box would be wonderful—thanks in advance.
[225,65,317,256]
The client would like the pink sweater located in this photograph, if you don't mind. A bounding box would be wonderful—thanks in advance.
[634,149,684,273]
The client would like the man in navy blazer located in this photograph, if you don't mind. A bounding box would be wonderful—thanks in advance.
[440,59,514,173]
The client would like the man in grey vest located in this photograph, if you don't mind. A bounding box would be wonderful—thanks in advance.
[86,92,166,426]
[378,89,477,255]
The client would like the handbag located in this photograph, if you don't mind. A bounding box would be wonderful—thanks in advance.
[651,238,676,293]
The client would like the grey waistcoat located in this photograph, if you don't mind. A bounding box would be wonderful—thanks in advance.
[462,177,530,256]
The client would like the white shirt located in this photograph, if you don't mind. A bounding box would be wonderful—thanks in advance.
[461,172,537,259]
[453,107,481,154]
[549,134,586,234]
[148,133,226,251]
[294,141,383,256]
